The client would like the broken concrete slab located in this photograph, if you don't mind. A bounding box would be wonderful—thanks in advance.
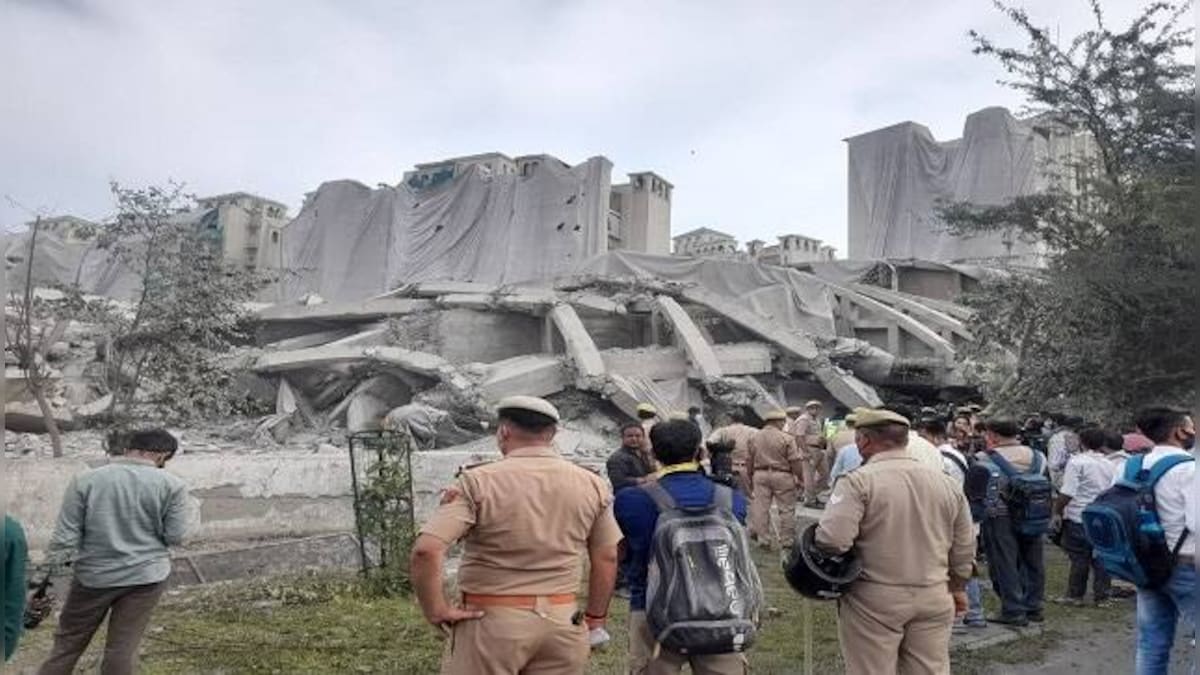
[5,400,77,434]
[479,355,567,401]
[601,347,689,382]
[257,298,434,323]
[850,283,973,341]
[436,294,498,310]
[568,293,627,316]
[547,303,606,386]
[679,286,821,360]
[262,328,360,352]
[654,295,724,380]
[606,372,677,419]
[712,342,773,376]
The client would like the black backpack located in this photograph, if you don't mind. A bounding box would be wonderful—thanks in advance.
[987,451,1053,536]
[641,482,763,655]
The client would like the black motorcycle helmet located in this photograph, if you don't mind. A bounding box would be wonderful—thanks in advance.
[782,522,862,600]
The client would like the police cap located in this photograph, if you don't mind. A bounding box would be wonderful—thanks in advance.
[852,408,910,429]
[495,395,560,423]
[763,410,787,422]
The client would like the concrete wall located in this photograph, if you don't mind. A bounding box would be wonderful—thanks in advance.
[436,309,544,363]
[390,309,544,365]
[896,268,964,302]
[10,452,356,554]
[11,432,610,555]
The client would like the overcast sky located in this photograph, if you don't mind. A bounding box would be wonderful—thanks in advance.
[0,0,1145,252]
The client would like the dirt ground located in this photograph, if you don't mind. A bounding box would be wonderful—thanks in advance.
[983,618,1195,674]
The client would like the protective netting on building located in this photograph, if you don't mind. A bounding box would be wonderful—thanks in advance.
[846,106,1093,264]
[278,157,612,302]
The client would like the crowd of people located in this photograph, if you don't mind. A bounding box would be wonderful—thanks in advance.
[412,396,1195,675]
[2,396,1194,675]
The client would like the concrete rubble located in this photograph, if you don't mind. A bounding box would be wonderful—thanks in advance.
[6,249,979,567]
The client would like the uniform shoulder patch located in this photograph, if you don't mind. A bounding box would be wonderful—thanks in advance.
[439,485,462,505]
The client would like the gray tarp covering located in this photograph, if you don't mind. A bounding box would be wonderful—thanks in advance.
[846,106,1091,264]
[278,158,612,302]
[3,229,139,299]
[571,250,837,337]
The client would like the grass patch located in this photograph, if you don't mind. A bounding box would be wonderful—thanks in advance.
[11,543,1134,674]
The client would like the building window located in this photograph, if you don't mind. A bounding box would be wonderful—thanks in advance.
[271,231,280,244]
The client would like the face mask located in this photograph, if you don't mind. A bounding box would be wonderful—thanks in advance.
[1182,432,1196,451]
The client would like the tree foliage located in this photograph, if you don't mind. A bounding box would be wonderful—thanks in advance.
[76,182,271,429]
[945,1,1196,419]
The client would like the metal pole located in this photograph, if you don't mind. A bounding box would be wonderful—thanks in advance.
[802,597,813,675]
[347,434,369,576]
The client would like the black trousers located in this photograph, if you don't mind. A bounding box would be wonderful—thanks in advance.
[982,515,1045,617]
[1061,520,1110,600]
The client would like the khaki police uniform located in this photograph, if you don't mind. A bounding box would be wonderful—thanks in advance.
[747,422,805,549]
[815,410,975,675]
[420,443,623,675]
[788,411,827,502]
[706,423,757,496]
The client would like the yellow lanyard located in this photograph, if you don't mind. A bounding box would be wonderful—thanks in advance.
[657,461,701,478]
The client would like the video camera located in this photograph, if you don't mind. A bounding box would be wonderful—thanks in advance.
[705,438,737,489]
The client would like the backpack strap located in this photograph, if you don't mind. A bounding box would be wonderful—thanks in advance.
[941,450,968,477]
[1121,454,1146,483]
[988,450,1019,478]
[1144,454,1194,486]
[1028,451,1044,476]
[1171,528,1191,561]
[641,481,677,513]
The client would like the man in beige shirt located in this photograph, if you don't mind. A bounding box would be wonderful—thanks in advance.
[748,410,806,550]
[411,396,623,674]
[816,409,976,675]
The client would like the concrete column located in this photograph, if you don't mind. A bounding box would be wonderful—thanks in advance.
[653,295,723,380]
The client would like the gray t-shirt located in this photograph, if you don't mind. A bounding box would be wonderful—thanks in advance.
[47,457,191,587]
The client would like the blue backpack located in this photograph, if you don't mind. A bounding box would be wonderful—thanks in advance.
[1081,454,1194,589]
[988,451,1053,536]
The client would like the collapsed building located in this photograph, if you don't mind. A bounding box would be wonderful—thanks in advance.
[5,149,987,572]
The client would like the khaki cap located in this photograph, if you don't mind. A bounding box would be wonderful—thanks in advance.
[805,400,823,408]
[763,410,787,422]
[852,407,910,429]
[785,406,802,414]
[667,411,690,421]
[496,395,560,423]
[844,414,858,425]
[967,404,984,413]
[636,403,658,415]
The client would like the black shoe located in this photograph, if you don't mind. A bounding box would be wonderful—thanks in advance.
[988,613,1029,627]
[1027,611,1044,623]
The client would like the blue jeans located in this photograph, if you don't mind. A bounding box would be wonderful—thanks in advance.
[964,577,985,623]
[1136,563,1195,675]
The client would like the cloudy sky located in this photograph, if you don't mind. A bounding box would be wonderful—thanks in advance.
[0,0,1144,252]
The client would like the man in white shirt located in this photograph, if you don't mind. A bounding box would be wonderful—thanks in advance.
[1046,415,1082,487]
[1121,407,1195,675]
[1054,428,1116,606]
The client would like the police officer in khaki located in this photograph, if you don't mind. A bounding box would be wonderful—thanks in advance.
[411,396,623,675]
[815,409,976,675]
[747,410,805,550]
[788,400,827,507]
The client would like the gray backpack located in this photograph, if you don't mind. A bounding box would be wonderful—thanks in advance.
[642,481,764,655]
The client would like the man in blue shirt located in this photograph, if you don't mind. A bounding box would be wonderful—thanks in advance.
[614,419,750,674]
